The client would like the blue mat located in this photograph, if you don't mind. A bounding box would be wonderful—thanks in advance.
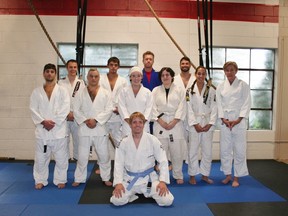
[170,162,286,203]
[0,161,286,216]
[0,162,92,204]
[17,203,213,216]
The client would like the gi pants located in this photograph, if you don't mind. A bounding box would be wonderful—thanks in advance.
[110,180,174,206]
[33,138,68,186]
[188,131,213,176]
[74,136,111,183]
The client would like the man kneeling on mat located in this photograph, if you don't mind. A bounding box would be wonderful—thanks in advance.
[110,112,174,206]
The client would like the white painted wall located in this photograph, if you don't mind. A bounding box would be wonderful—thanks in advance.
[0,14,279,159]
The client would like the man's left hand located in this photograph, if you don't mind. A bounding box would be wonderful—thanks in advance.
[156,181,169,197]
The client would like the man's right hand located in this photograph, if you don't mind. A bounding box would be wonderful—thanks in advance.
[41,120,55,131]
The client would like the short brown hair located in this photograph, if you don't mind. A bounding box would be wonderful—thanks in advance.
[142,51,154,59]
[223,61,238,71]
[129,112,146,124]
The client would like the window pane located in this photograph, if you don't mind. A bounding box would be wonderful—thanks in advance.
[250,71,273,89]
[211,70,225,87]
[112,44,138,66]
[251,90,272,109]
[237,70,249,85]
[58,67,67,79]
[249,110,272,130]
[58,44,76,65]
[226,48,250,68]
[212,48,225,68]
[251,49,274,69]
[84,44,111,65]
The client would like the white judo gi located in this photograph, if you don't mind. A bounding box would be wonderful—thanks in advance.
[152,83,186,180]
[118,85,153,137]
[30,84,70,186]
[187,84,217,177]
[110,132,174,206]
[73,87,113,183]
[216,77,251,177]
[172,74,196,160]
[100,74,128,147]
[58,76,86,160]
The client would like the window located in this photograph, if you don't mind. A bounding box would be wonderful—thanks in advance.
[206,48,275,130]
[57,43,138,82]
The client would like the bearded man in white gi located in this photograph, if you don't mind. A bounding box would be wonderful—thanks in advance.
[58,59,85,161]
[216,61,251,187]
[30,63,70,190]
[118,66,153,137]
[172,57,196,161]
[110,112,174,206]
[72,68,113,187]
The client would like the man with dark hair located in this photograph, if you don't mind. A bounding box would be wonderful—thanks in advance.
[30,63,70,190]
[58,59,85,161]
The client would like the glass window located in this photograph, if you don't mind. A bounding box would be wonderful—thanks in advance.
[57,43,138,81]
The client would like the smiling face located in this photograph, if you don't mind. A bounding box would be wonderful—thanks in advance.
[66,61,78,77]
[180,59,191,73]
[130,72,143,86]
[130,115,145,135]
[195,67,207,84]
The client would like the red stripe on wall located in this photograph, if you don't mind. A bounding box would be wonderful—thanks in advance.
[0,0,279,23]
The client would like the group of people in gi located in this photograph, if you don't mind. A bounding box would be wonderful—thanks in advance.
[30,50,251,206]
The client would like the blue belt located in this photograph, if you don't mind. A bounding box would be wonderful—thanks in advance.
[126,167,154,191]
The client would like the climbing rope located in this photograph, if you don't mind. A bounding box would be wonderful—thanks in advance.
[27,0,66,65]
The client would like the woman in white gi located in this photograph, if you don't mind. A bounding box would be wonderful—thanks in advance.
[30,63,70,189]
[187,66,217,185]
[72,68,113,187]
[216,61,251,187]
[152,67,186,184]
[110,112,174,206]
[118,66,153,137]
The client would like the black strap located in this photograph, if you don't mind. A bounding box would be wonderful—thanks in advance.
[72,81,81,97]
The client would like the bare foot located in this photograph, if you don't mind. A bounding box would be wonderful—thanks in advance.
[35,183,44,190]
[202,176,214,184]
[104,181,113,187]
[95,168,100,175]
[176,179,184,184]
[57,183,66,189]
[232,177,239,187]
[189,176,197,185]
[72,182,80,187]
[222,175,232,184]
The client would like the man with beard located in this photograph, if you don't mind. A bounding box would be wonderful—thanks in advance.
[30,63,70,190]
[173,57,196,162]
[174,57,196,91]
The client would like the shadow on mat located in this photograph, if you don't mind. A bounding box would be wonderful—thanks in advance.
[78,162,155,204]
